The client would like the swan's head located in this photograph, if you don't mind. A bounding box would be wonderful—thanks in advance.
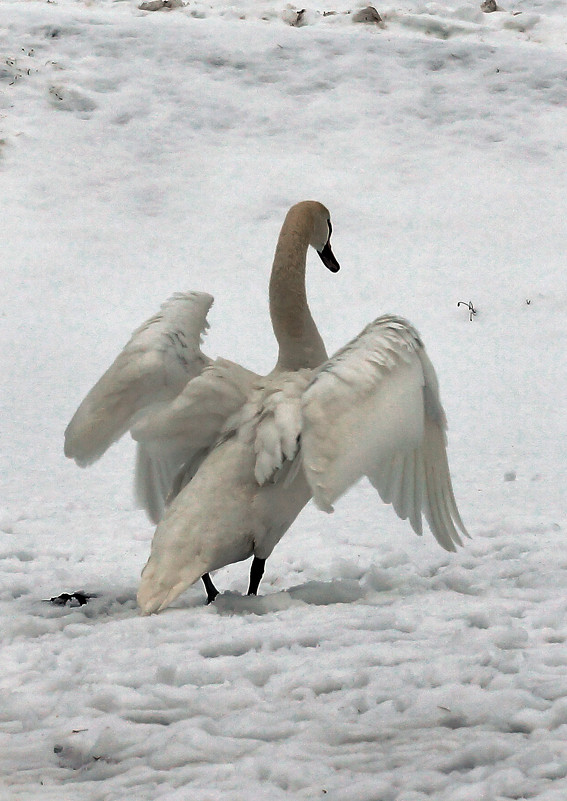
[308,202,341,274]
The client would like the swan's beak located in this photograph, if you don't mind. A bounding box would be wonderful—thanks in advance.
[318,242,340,273]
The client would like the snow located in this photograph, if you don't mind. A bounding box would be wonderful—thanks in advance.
[1,0,566,796]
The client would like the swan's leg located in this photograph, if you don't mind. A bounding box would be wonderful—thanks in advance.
[202,573,219,604]
[247,557,266,596]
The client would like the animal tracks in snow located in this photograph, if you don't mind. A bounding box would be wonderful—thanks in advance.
[48,84,98,114]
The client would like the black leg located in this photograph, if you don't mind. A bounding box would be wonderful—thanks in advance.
[247,557,266,596]
[202,573,219,604]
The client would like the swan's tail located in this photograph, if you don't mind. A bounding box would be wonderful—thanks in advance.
[137,557,203,615]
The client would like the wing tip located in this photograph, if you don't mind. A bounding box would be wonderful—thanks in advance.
[64,428,102,467]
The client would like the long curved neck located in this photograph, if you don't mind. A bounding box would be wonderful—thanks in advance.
[269,206,328,372]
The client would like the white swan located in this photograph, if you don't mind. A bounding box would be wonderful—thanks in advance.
[65,201,468,615]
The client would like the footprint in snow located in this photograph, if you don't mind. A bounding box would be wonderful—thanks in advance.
[48,85,97,115]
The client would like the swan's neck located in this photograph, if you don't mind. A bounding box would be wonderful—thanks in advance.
[269,208,328,372]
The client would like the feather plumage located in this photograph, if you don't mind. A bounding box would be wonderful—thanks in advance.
[302,315,467,551]
[65,202,469,615]
[64,291,213,467]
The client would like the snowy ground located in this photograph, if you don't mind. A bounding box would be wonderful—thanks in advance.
[1,0,567,797]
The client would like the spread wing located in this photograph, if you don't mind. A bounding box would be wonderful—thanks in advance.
[132,358,258,521]
[65,291,256,523]
[65,291,214,466]
[300,315,468,551]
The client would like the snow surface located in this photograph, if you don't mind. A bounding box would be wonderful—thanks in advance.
[1,0,567,796]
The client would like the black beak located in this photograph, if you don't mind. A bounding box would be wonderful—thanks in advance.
[318,242,340,273]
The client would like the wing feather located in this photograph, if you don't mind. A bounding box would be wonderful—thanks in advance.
[131,358,257,452]
[410,449,425,536]
[227,371,311,486]
[301,315,468,550]
[131,358,257,519]
[64,291,213,466]
[134,443,180,525]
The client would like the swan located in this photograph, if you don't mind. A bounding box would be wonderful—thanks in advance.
[64,201,468,615]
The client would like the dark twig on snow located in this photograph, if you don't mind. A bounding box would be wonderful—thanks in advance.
[457,300,477,321]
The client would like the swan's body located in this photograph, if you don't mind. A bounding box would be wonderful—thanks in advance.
[65,201,468,615]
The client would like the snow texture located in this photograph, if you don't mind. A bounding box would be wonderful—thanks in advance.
[1,0,566,797]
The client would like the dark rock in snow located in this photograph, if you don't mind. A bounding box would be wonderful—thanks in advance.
[352,6,383,23]
[47,592,95,607]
